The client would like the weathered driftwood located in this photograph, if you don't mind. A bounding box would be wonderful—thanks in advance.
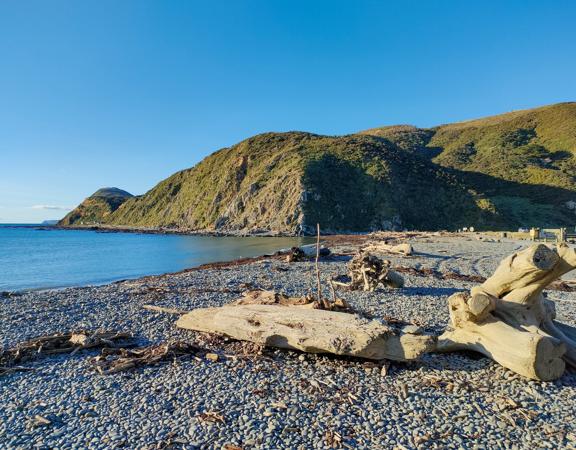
[177,304,434,361]
[299,243,331,257]
[286,244,331,262]
[334,252,404,291]
[91,341,201,374]
[362,242,413,256]
[142,304,188,315]
[0,330,132,375]
[233,289,352,312]
[437,243,576,381]
[286,246,306,262]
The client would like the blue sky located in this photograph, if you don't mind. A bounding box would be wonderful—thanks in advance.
[1,0,575,222]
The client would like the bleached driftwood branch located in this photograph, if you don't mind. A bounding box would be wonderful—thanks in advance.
[437,243,576,381]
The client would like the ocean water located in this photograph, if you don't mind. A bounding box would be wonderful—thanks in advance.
[0,225,312,292]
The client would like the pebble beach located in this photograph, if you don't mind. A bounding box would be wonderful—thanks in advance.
[1,235,576,449]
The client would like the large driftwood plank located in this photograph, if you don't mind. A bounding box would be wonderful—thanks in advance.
[177,304,434,361]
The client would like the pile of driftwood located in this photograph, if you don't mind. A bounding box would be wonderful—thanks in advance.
[0,331,131,375]
[333,252,404,291]
[91,341,202,374]
[1,331,215,376]
[6,240,576,383]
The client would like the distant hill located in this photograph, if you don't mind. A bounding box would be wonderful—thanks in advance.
[59,188,133,226]
[61,103,576,233]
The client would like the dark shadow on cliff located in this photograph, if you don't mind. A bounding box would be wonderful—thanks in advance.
[300,151,576,232]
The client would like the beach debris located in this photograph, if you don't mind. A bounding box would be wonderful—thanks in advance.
[91,341,202,375]
[392,265,486,283]
[155,434,189,449]
[131,285,244,297]
[286,244,331,262]
[205,352,219,362]
[197,411,225,423]
[476,235,500,242]
[32,415,52,427]
[300,243,331,258]
[232,290,313,307]
[286,246,306,262]
[437,243,576,381]
[325,429,342,448]
[0,330,132,375]
[361,241,413,256]
[176,304,435,361]
[223,444,243,450]
[548,279,576,292]
[142,304,188,315]
[333,252,404,291]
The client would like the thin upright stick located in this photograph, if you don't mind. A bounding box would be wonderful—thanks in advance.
[315,223,325,306]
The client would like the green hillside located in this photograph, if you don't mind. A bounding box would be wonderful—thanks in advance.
[360,102,576,228]
[59,188,133,226]
[61,102,576,233]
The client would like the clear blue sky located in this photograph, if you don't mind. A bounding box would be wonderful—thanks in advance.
[1,0,575,222]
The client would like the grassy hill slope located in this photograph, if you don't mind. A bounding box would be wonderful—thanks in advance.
[62,133,495,233]
[61,102,576,233]
[360,102,576,228]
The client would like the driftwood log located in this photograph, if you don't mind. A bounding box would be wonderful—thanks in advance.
[362,242,413,256]
[437,243,576,381]
[232,289,351,312]
[177,304,434,361]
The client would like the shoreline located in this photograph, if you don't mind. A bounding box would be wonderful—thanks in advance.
[0,230,494,295]
[1,251,291,296]
[0,227,323,295]
[45,224,447,238]
[52,224,309,237]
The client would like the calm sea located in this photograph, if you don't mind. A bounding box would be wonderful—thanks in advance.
[0,225,311,292]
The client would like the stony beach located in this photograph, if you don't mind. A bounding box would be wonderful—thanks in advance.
[1,234,576,449]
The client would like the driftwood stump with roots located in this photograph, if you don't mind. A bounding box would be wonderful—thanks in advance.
[438,243,576,381]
